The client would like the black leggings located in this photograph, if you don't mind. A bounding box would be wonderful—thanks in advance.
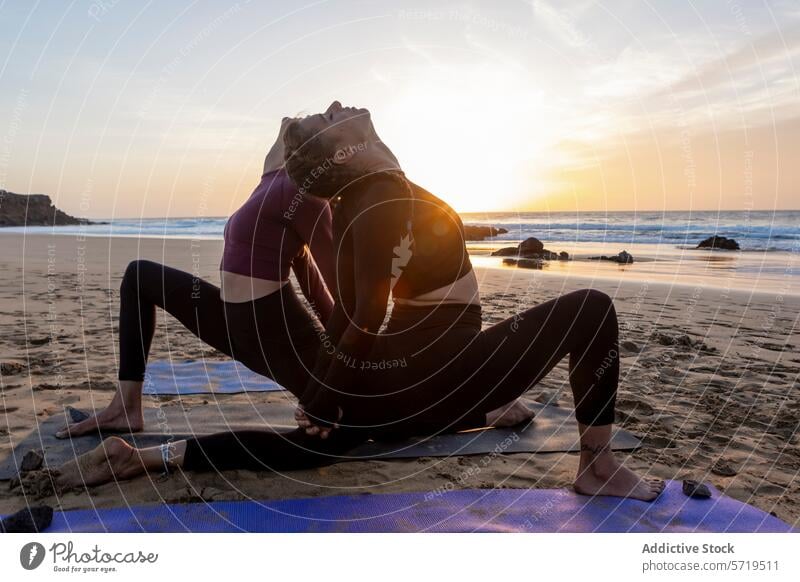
[118,260,324,397]
[183,288,619,472]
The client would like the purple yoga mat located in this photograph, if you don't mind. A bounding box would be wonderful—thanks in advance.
[35,481,795,533]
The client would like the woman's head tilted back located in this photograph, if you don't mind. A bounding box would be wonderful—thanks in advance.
[283,101,401,198]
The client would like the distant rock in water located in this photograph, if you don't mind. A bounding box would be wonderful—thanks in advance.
[588,250,634,264]
[491,237,569,261]
[463,225,508,241]
[696,235,740,250]
[518,237,544,255]
[0,190,95,227]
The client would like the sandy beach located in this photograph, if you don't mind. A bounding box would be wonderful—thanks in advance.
[0,232,797,525]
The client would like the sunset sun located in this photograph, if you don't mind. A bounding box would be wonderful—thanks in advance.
[377,66,557,212]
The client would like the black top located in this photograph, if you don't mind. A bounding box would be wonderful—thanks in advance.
[332,173,473,301]
[300,172,474,426]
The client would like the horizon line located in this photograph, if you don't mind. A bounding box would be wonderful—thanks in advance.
[79,208,800,220]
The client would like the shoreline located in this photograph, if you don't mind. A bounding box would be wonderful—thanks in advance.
[3,231,797,298]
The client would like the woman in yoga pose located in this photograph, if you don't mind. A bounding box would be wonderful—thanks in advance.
[48,102,662,501]
[56,118,337,439]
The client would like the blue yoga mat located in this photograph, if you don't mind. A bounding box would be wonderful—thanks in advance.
[35,481,794,533]
[0,402,642,481]
[142,360,284,395]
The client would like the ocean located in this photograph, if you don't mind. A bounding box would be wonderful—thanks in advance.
[5,210,798,252]
[460,210,800,252]
[5,210,798,295]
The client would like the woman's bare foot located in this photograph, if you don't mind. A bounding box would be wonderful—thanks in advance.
[486,399,535,428]
[10,438,144,497]
[56,404,144,439]
[573,444,664,501]
[55,437,143,490]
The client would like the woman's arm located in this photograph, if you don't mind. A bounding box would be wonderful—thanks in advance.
[293,196,337,299]
[291,246,333,324]
[301,180,409,430]
[298,298,349,407]
[297,205,352,411]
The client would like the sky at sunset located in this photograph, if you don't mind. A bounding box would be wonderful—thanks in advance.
[0,0,798,217]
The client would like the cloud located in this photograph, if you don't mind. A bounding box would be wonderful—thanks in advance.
[528,0,596,50]
[652,23,800,104]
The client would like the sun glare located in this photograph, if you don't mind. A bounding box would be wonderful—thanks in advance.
[376,66,558,212]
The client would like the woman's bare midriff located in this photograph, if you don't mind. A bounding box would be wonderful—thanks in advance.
[219,270,286,303]
[392,269,480,307]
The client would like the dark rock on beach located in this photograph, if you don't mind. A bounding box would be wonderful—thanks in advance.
[517,258,543,269]
[696,235,740,250]
[617,250,634,264]
[588,250,634,264]
[491,237,568,262]
[493,246,520,257]
[620,340,640,353]
[518,237,544,255]
[540,250,560,260]
[20,449,44,472]
[0,190,95,227]
[462,225,509,241]
[502,257,544,269]
[711,459,738,477]
[0,505,53,533]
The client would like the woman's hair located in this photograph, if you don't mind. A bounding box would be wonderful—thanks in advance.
[282,120,356,199]
[283,118,413,202]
